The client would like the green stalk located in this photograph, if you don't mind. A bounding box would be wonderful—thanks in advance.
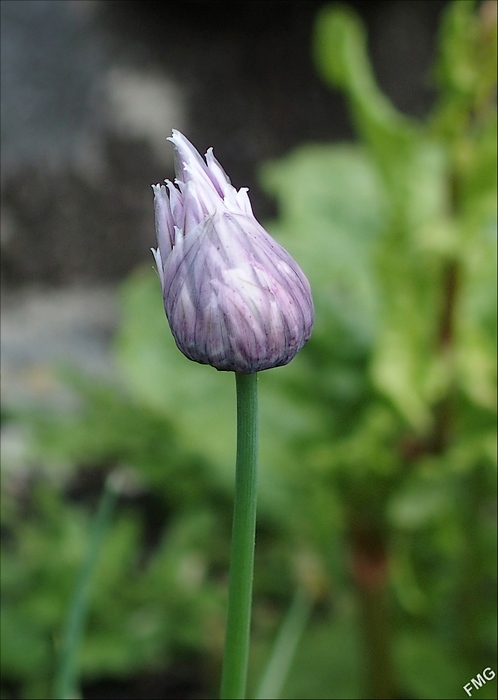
[255,589,312,700]
[220,372,259,700]
[54,475,118,699]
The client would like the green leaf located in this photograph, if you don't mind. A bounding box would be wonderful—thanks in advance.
[314,5,450,235]
[260,143,385,358]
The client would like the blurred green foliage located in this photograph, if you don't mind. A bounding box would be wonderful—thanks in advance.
[1,2,496,699]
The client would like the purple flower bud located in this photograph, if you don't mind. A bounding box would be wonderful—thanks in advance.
[151,130,314,373]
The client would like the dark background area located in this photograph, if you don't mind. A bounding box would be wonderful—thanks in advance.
[1,0,449,288]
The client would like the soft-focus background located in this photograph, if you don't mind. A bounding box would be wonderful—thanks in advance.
[1,1,496,699]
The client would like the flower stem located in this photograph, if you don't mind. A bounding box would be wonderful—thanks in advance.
[54,475,118,699]
[255,589,312,700]
[220,372,259,700]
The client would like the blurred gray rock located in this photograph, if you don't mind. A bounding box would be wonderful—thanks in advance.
[1,0,105,180]
[0,0,185,287]
[0,285,118,408]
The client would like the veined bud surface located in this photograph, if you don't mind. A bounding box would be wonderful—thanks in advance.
[151,130,314,373]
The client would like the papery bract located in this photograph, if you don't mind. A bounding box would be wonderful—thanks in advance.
[152,130,314,373]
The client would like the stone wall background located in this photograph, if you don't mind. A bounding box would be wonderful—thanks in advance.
[1,0,448,287]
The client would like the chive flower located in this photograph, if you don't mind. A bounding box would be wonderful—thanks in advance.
[152,130,314,373]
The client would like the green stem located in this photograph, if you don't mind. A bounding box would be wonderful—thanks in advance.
[54,475,118,699]
[255,589,312,700]
[220,372,259,700]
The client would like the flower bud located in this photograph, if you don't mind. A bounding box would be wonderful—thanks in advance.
[151,130,314,373]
